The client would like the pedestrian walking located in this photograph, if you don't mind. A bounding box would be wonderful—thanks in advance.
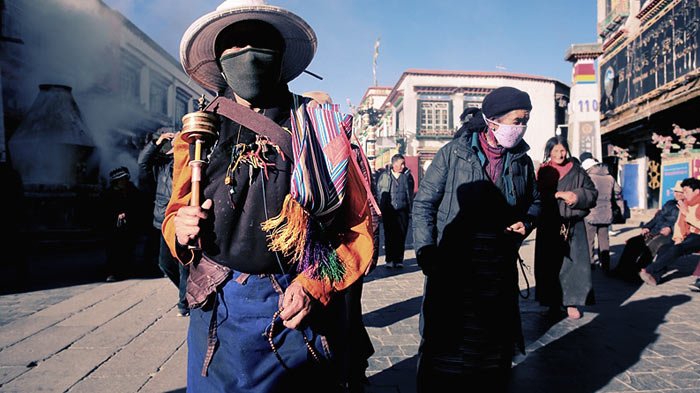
[535,136,597,320]
[640,178,700,286]
[138,129,189,316]
[412,86,541,391]
[580,152,619,272]
[162,1,375,391]
[100,166,146,282]
[375,153,414,268]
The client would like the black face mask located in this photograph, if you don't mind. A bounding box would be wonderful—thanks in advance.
[219,47,282,105]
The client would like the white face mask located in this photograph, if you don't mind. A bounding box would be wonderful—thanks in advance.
[483,114,527,148]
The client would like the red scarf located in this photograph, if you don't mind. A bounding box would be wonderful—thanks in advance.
[478,131,506,183]
[541,160,573,179]
[536,160,573,194]
[677,193,700,238]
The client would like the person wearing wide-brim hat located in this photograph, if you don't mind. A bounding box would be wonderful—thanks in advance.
[412,86,541,390]
[163,1,375,392]
[180,0,316,97]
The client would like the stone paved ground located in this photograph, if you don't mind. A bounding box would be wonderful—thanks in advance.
[1,212,700,392]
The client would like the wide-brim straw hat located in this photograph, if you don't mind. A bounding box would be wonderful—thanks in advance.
[180,0,317,93]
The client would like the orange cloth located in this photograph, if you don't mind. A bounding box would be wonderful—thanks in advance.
[162,126,374,305]
[675,193,700,240]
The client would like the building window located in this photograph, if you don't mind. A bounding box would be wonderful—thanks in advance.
[175,89,191,129]
[395,108,404,135]
[120,52,141,103]
[418,101,451,134]
[150,74,169,115]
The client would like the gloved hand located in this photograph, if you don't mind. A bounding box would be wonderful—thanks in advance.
[416,245,439,276]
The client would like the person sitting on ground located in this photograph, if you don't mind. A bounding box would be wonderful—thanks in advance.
[613,180,682,281]
[640,177,700,286]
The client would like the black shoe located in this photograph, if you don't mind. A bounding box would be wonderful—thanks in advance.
[688,279,700,292]
[394,261,404,268]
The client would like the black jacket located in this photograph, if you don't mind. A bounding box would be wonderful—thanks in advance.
[643,199,679,234]
[138,140,173,230]
[411,130,540,360]
[412,131,541,254]
[375,168,414,211]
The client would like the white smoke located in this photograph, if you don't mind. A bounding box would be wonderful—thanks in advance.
[13,0,153,183]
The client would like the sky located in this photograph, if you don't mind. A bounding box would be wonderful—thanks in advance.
[103,0,599,112]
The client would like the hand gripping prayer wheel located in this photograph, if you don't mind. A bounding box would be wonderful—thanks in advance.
[180,96,218,249]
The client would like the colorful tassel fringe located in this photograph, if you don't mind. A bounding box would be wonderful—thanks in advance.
[261,194,346,283]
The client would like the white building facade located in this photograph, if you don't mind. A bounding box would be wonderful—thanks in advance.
[371,69,569,181]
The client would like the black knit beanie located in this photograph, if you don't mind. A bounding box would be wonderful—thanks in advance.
[481,86,532,119]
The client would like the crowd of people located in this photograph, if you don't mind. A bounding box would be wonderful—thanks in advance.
[91,1,699,392]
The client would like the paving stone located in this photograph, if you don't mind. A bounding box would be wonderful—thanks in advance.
[375,334,420,346]
[137,343,187,393]
[57,280,163,327]
[656,370,700,389]
[0,316,64,350]
[596,377,636,392]
[71,284,175,349]
[0,366,27,385]
[68,375,148,393]
[33,280,137,318]
[0,326,91,366]
[646,356,696,370]
[625,372,678,390]
[0,348,112,393]
[372,345,405,357]
[89,330,184,377]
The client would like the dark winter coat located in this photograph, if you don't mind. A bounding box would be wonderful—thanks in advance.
[138,140,173,230]
[376,168,414,211]
[643,199,680,234]
[534,161,597,307]
[411,130,541,370]
[585,164,619,225]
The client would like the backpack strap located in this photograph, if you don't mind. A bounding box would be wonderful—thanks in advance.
[204,96,292,158]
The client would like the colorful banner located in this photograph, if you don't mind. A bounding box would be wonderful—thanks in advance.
[574,62,596,84]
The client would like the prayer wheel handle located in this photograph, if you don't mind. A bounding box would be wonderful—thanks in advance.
[180,95,218,248]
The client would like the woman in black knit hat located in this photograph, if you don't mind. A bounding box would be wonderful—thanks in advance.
[412,86,541,391]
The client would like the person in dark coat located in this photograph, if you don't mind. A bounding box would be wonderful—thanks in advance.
[412,86,541,391]
[535,137,597,320]
[613,181,682,280]
[581,154,619,271]
[375,153,414,268]
[100,166,146,282]
[138,129,190,316]
[640,178,700,286]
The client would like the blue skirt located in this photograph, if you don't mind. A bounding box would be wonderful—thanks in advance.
[187,271,342,393]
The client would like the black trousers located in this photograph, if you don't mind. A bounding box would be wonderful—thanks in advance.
[647,233,700,281]
[158,236,189,312]
[382,206,410,264]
